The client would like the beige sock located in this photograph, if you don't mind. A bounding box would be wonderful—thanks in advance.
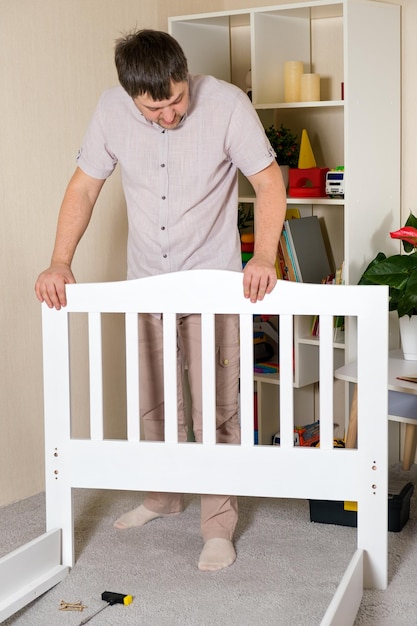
[113,504,163,530]
[198,538,236,572]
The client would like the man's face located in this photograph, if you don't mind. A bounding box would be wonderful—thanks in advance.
[133,80,189,129]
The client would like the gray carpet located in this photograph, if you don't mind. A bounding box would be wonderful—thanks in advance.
[1,463,417,626]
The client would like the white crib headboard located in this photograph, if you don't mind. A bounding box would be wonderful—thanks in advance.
[40,269,388,624]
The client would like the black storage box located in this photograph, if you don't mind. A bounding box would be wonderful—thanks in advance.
[309,481,414,532]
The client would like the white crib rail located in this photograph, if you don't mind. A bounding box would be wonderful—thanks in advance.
[39,270,388,624]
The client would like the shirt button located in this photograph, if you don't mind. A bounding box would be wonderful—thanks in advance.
[161,226,166,230]
[223,359,229,365]
[161,196,166,200]
[163,254,167,258]
[161,163,166,168]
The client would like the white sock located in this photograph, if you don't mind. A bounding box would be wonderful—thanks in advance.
[113,504,163,530]
[198,538,236,572]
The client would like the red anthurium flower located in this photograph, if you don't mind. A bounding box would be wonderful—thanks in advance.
[390,226,417,247]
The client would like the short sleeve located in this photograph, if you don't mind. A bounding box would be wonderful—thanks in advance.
[226,90,275,177]
[76,95,118,180]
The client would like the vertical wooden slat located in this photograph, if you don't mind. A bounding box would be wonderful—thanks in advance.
[319,314,334,450]
[279,314,294,448]
[125,313,140,441]
[163,313,178,443]
[240,314,254,447]
[42,307,71,445]
[356,298,388,589]
[88,312,103,440]
[201,313,216,445]
[43,307,73,563]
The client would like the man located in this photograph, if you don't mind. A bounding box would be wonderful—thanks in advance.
[35,29,286,571]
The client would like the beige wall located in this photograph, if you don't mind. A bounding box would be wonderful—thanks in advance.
[0,0,413,507]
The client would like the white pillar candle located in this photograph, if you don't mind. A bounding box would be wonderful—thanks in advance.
[300,73,320,102]
[284,61,303,102]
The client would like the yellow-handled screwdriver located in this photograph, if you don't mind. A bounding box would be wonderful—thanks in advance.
[79,591,133,625]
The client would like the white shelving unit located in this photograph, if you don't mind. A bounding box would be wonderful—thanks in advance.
[169,0,400,444]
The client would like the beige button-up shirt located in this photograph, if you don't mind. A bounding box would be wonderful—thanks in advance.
[77,74,274,279]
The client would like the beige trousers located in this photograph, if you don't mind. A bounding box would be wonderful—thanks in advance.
[139,313,240,541]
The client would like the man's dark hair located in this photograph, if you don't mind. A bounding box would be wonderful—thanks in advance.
[115,29,188,100]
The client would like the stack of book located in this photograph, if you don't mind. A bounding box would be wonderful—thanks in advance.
[275,213,345,341]
[277,214,332,284]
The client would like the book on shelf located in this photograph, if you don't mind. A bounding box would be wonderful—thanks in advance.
[277,215,331,285]
[283,215,332,284]
[277,215,344,342]
[310,264,345,340]
[311,313,345,341]
[279,231,298,282]
[276,208,300,281]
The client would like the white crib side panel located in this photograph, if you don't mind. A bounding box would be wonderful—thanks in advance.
[41,272,389,591]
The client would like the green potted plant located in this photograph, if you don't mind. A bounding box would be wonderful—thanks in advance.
[265,123,299,168]
[359,211,417,359]
[265,124,299,189]
[359,212,417,318]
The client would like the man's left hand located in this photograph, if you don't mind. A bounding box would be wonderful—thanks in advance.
[243,256,277,303]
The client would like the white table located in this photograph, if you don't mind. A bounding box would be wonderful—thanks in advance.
[335,349,417,470]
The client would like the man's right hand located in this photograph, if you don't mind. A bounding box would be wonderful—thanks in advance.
[35,263,76,310]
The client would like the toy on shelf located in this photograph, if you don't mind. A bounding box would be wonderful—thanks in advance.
[298,129,316,168]
[253,315,278,364]
[240,231,254,268]
[272,420,320,446]
[326,166,345,198]
[289,128,329,198]
[254,362,279,374]
[272,422,344,448]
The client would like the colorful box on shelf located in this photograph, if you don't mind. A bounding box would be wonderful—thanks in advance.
[288,167,329,198]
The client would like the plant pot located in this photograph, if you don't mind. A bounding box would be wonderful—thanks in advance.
[399,315,417,360]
